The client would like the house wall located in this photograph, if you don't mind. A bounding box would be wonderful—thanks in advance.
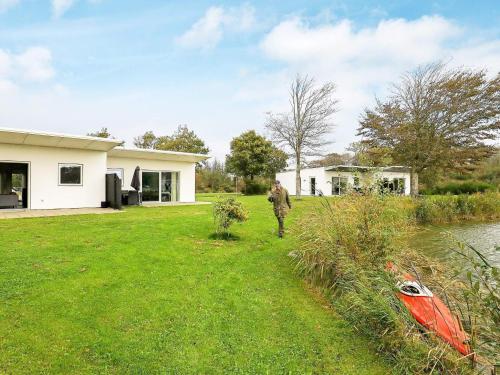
[0,143,107,209]
[325,170,411,196]
[106,156,196,202]
[277,167,412,196]
[276,167,326,196]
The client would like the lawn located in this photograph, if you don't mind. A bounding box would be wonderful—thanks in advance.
[0,195,390,374]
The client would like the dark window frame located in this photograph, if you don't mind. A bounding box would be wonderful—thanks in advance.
[58,163,83,186]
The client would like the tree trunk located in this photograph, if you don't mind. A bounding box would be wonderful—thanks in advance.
[410,169,419,196]
[295,159,301,199]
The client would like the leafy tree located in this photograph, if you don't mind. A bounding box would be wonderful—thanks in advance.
[155,125,209,154]
[87,127,112,138]
[347,141,393,167]
[265,146,288,179]
[133,131,157,149]
[266,74,338,198]
[308,152,354,168]
[358,63,500,195]
[133,126,209,155]
[225,130,275,180]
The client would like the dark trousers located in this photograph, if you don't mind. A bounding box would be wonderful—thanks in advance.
[276,216,284,237]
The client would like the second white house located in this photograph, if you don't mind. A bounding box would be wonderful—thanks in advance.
[276,165,412,196]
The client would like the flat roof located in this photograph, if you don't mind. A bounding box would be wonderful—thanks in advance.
[325,165,411,173]
[0,127,123,151]
[279,165,411,173]
[108,147,209,163]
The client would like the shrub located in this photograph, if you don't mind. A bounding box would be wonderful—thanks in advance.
[244,181,268,195]
[212,197,248,237]
[421,181,496,195]
[414,193,500,224]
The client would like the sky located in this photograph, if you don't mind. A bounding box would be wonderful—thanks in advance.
[0,0,499,160]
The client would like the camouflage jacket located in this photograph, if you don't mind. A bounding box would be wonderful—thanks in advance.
[269,187,292,217]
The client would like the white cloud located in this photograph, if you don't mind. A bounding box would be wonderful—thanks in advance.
[52,0,75,18]
[15,47,55,82]
[0,47,55,85]
[256,15,500,153]
[0,50,12,77]
[261,15,460,67]
[0,0,20,13]
[176,4,255,50]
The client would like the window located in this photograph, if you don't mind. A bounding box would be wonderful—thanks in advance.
[310,177,316,195]
[59,164,82,185]
[394,178,405,194]
[332,176,348,195]
[107,168,124,186]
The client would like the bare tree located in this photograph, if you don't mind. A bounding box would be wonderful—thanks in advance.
[265,75,338,198]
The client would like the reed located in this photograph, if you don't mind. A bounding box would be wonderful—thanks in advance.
[414,192,500,224]
[292,193,485,373]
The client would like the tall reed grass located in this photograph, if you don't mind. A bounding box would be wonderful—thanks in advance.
[292,193,500,373]
[414,192,500,224]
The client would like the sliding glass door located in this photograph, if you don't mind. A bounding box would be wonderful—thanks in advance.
[142,171,160,202]
[161,172,179,202]
[142,171,180,203]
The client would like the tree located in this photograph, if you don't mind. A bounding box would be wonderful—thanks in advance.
[358,62,500,195]
[133,131,157,149]
[196,159,235,193]
[155,125,209,154]
[87,127,112,138]
[265,146,288,179]
[347,141,393,167]
[225,130,274,180]
[266,74,338,198]
[308,152,353,168]
[133,126,209,155]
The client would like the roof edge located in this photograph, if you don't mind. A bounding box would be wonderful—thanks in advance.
[108,147,210,162]
[0,126,124,145]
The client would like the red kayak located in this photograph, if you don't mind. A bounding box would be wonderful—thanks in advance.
[387,262,472,357]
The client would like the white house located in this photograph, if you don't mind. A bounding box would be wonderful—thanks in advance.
[0,127,208,210]
[276,165,412,196]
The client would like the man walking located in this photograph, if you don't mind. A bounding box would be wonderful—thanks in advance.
[268,180,292,238]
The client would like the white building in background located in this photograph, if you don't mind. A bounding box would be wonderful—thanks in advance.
[276,165,412,196]
[0,127,208,210]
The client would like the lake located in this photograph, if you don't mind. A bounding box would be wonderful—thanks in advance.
[412,221,500,268]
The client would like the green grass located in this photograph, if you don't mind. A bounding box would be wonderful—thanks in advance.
[0,196,390,374]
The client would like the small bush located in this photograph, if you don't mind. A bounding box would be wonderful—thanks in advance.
[212,197,248,237]
[244,181,268,195]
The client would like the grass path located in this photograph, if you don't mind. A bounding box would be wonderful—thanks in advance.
[0,196,390,373]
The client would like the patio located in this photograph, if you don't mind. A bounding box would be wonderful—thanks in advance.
[0,207,119,220]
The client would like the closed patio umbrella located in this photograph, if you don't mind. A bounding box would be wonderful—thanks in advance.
[130,166,142,205]
[131,166,141,191]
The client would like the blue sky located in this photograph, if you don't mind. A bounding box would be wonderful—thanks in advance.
[0,0,498,159]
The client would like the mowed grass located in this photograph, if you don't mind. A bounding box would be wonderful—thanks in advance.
[0,195,390,374]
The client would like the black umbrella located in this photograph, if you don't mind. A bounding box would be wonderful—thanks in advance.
[131,166,141,191]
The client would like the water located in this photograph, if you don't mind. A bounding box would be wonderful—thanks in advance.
[412,221,500,268]
[413,222,499,370]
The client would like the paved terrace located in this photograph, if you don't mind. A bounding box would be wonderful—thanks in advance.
[0,208,119,220]
[0,201,211,220]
